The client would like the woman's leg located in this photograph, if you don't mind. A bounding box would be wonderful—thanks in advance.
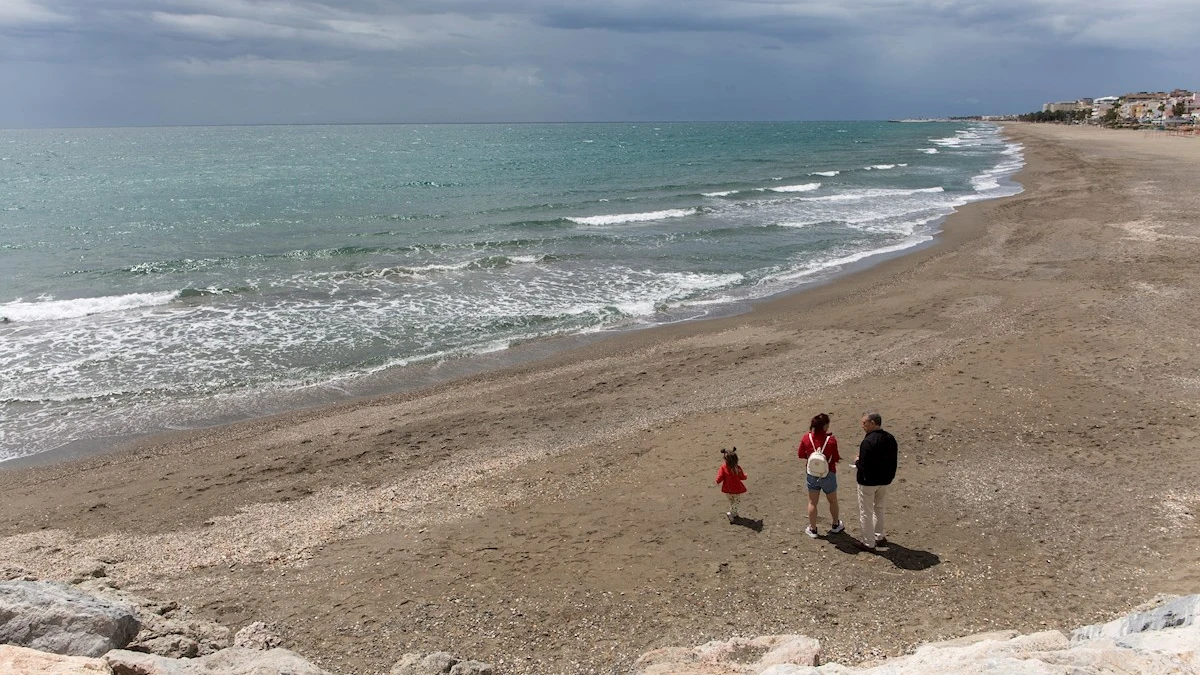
[807,490,820,528]
[827,490,840,527]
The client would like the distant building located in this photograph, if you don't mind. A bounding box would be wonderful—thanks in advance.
[1042,101,1080,113]
[1122,91,1169,121]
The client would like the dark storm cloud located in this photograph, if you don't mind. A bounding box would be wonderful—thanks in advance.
[0,0,1196,127]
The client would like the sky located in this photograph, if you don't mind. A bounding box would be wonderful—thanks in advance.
[1,0,1197,128]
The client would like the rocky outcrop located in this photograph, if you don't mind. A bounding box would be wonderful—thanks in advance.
[0,581,139,657]
[0,644,110,674]
[1071,593,1200,641]
[75,579,230,658]
[631,595,1200,675]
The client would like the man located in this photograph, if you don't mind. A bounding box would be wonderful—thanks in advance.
[853,411,897,552]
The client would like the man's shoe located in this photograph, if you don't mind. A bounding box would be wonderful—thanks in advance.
[805,526,819,539]
[876,536,888,546]
[829,521,845,534]
[854,540,877,552]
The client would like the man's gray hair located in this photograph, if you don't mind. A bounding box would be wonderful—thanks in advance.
[863,411,882,426]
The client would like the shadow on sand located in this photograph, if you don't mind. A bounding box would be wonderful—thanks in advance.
[730,515,764,532]
[825,531,940,570]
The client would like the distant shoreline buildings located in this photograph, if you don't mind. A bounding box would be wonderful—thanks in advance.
[983,89,1197,128]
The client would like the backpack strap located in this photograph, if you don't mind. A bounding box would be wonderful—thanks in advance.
[808,432,831,454]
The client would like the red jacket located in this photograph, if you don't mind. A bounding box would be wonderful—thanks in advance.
[798,431,841,472]
[716,464,747,494]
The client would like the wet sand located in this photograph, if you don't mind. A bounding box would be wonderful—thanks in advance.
[2,123,1199,674]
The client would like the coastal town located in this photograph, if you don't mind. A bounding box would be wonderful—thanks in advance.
[1006,88,1198,127]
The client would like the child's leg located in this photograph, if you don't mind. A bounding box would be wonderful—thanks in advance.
[727,493,740,516]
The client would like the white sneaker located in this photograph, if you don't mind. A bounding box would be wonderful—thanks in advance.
[829,521,845,534]
[805,526,819,538]
[726,512,735,523]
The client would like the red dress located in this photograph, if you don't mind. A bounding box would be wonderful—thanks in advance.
[716,465,747,494]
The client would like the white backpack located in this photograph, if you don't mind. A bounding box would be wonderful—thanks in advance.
[805,432,832,478]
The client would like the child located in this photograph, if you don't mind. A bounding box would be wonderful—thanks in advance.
[715,448,748,523]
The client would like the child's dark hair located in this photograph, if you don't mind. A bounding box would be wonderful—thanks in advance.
[721,447,739,469]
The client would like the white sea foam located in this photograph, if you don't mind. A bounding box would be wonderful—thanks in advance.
[797,186,944,203]
[865,164,904,170]
[765,182,821,193]
[567,208,696,226]
[0,291,178,322]
[931,130,986,148]
[702,190,737,197]
[809,170,840,177]
[766,235,935,286]
[920,148,939,154]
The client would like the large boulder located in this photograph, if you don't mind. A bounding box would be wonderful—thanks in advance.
[0,644,111,674]
[0,581,139,657]
[104,646,331,674]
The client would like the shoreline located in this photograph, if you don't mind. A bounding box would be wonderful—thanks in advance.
[1,159,1011,473]
[3,122,1200,675]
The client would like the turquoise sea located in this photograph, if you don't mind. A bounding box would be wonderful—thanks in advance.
[0,121,1022,462]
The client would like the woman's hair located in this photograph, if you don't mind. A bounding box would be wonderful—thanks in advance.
[721,447,739,469]
[809,413,830,432]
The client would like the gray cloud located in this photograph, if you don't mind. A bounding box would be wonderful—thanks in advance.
[0,0,1195,127]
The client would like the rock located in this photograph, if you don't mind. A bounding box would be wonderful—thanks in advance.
[0,581,139,657]
[391,651,458,674]
[449,660,494,675]
[104,646,331,674]
[69,560,109,584]
[634,603,1200,675]
[634,635,820,675]
[233,621,282,651]
[1071,593,1200,642]
[74,582,229,657]
[0,644,111,674]
[134,635,199,659]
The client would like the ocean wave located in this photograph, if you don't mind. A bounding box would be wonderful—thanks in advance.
[764,182,821,193]
[864,164,907,170]
[127,258,226,275]
[930,131,984,148]
[797,186,945,203]
[702,190,737,197]
[919,148,939,154]
[466,254,553,270]
[567,208,697,226]
[809,171,840,177]
[177,286,249,299]
[0,291,178,322]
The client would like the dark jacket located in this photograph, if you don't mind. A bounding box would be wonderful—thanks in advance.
[857,428,897,486]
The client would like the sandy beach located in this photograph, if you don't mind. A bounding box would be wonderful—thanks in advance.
[2,123,1199,674]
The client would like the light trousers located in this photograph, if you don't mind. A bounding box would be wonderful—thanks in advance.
[857,483,888,547]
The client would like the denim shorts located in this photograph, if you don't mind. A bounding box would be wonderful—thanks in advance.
[806,472,838,494]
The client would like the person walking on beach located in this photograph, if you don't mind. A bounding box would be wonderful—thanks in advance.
[854,411,898,551]
[715,448,748,523]
[798,413,842,538]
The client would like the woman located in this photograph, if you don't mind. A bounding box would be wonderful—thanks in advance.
[797,413,842,538]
